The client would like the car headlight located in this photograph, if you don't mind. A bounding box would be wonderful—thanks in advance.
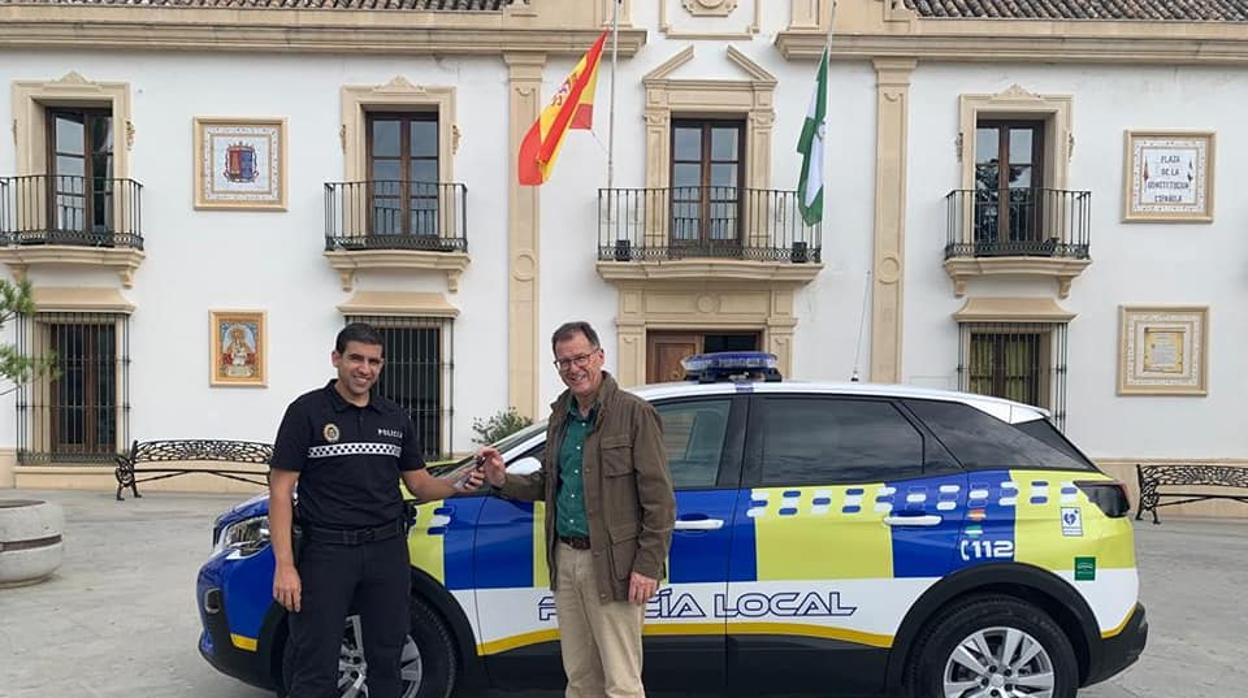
[213,515,270,557]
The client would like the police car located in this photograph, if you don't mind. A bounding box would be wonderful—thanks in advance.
[197,352,1147,698]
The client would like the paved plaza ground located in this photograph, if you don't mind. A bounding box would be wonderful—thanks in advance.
[1,489,1244,697]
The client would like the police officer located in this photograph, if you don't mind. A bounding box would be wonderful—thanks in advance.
[268,322,482,698]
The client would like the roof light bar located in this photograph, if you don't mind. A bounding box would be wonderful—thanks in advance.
[680,351,783,384]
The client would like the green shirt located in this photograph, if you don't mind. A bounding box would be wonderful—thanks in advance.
[555,400,595,539]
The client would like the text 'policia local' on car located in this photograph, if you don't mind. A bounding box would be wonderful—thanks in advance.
[197,351,1147,698]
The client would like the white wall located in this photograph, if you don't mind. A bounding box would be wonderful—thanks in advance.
[905,63,1248,459]
[2,5,1244,462]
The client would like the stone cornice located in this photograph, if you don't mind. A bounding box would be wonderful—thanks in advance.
[777,25,1248,65]
[0,246,145,288]
[0,6,647,56]
[596,260,823,285]
[943,256,1092,299]
[324,249,470,292]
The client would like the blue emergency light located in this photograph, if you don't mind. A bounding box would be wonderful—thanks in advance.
[680,351,783,383]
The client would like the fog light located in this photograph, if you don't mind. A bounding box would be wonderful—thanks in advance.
[204,588,223,614]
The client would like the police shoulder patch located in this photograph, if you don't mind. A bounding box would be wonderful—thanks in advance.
[323,423,340,443]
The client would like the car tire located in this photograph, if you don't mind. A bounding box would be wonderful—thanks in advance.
[276,595,457,698]
[905,594,1078,698]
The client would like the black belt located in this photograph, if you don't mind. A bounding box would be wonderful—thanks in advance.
[298,519,406,546]
[559,535,591,550]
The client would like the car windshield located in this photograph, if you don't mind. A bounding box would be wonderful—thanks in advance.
[427,420,548,476]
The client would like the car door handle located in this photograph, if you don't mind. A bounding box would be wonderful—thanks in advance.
[674,518,725,531]
[883,514,943,527]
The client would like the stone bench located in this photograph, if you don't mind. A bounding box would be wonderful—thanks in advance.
[114,439,273,501]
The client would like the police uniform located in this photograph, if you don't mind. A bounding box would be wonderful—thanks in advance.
[271,379,425,698]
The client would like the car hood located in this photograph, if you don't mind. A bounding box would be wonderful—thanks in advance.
[215,491,270,528]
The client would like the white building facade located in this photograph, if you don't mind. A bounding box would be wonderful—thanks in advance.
[0,0,1244,498]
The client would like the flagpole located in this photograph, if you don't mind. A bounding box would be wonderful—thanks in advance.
[607,0,620,193]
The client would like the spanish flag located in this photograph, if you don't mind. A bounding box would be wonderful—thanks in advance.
[518,29,608,186]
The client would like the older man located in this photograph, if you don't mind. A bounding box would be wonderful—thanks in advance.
[481,320,675,698]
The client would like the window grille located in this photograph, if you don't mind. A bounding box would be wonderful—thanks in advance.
[16,312,130,464]
[345,315,454,460]
[957,322,1068,430]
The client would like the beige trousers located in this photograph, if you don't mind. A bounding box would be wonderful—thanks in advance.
[555,542,646,698]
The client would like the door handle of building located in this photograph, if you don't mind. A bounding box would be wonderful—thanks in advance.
[674,518,725,531]
[883,514,943,527]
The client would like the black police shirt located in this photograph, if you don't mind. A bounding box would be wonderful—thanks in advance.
[271,380,425,529]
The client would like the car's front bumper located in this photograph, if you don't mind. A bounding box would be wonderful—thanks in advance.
[197,547,283,691]
[1085,602,1148,686]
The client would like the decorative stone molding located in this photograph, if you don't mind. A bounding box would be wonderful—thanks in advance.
[506,52,546,420]
[0,3,646,57]
[12,72,132,178]
[610,281,799,388]
[336,291,459,318]
[952,296,1076,323]
[869,58,916,384]
[30,286,135,313]
[597,260,821,285]
[642,46,776,191]
[944,257,1091,300]
[958,85,1073,191]
[0,248,145,289]
[661,0,757,38]
[776,1,1248,64]
[683,0,737,17]
[323,249,470,293]
[341,79,456,183]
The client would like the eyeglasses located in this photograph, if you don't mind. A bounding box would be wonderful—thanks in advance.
[553,349,600,371]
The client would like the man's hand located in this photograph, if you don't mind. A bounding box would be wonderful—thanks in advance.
[628,572,658,605]
[455,467,485,493]
[479,447,506,488]
[274,562,302,613]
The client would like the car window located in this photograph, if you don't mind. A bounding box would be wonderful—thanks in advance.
[759,397,924,486]
[655,398,731,489]
[905,399,1095,471]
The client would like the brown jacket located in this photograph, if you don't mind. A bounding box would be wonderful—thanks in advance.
[500,372,675,602]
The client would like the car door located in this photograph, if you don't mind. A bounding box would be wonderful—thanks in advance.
[725,393,967,695]
[475,394,745,691]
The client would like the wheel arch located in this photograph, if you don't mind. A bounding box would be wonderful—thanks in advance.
[409,566,488,690]
[885,563,1099,693]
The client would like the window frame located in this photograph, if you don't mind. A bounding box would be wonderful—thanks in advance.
[364,111,441,238]
[45,107,114,236]
[649,395,745,492]
[741,393,957,488]
[669,117,747,247]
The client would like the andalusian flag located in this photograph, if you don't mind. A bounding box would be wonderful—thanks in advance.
[796,46,829,225]
[518,29,608,185]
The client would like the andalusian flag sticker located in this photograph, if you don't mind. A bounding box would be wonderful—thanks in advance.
[1074,557,1097,581]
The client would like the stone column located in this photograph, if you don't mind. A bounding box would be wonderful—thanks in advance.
[506,53,547,419]
[869,58,916,383]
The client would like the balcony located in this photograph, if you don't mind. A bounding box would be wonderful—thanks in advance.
[943,187,1092,298]
[0,174,145,287]
[596,186,823,284]
[323,180,470,292]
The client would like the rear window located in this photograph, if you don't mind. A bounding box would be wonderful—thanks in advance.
[905,399,1095,472]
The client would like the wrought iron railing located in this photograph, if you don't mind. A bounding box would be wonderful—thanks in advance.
[0,175,144,249]
[598,186,822,263]
[324,181,468,253]
[945,187,1090,260]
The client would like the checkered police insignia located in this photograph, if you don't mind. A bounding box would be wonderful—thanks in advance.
[322,423,340,443]
[307,442,402,459]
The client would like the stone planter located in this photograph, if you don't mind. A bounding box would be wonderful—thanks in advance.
[0,499,64,587]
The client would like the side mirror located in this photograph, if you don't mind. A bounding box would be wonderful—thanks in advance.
[506,456,541,476]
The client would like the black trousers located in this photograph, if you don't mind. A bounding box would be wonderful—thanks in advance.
[286,533,411,698]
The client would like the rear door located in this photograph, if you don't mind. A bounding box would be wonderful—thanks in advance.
[725,393,967,695]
